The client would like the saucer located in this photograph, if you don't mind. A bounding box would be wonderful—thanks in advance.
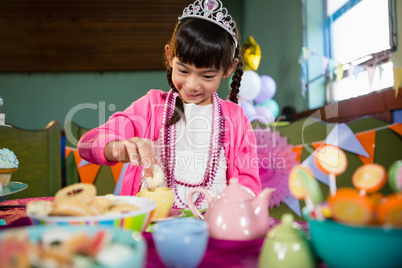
[0,181,28,202]
[152,209,184,223]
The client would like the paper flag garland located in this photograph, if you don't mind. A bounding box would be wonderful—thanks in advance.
[113,163,128,195]
[389,123,402,136]
[324,123,369,157]
[299,123,370,186]
[284,195,302,217]
[110,162,126,184]
[393,68,402,96]
[356,131,376,165]
[73,150,101,184]
[78,159,91,168]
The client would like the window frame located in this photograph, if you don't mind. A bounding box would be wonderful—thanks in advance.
[301,0,398,108]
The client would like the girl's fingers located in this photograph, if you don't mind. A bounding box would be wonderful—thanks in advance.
[137,141,155,177]
[142,157,155,178]
[124,138,155,175]
[129,152,140,166]
[112,147,119,159]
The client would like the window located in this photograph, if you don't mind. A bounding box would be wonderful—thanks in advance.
[301,0,397,107]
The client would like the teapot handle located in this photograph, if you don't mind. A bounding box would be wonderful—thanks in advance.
[187,187,213,220]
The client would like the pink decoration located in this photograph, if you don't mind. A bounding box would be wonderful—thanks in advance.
[205,0,218,11]
[255,128,298,208]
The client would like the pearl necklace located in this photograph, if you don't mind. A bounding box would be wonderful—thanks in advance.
[160,90,225,208]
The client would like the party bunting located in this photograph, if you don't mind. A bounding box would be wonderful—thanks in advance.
[78,159,91,168]
[110,162,126,184]
[292,146,303,163]
[65,147,72,159]
[336,64,344,81]
[365,66,376,88]
[324,123,369,157]
[389,123,402,136]
[298,47,394,97]
[284,195,302,217]
[393,68,402,96]
[356,130,376,165]
[301,153,330,186]
[113,163,128,195]
[72,150,101,185]
[312,142,323,150]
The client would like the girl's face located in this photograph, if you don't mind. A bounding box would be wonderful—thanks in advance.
[166,46,235,106]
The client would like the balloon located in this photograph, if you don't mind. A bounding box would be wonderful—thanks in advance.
[238,70,261,101]
[254,75,276,104]
[239,99,257,120]
[257,99,280,118]
[242,36,261,71]
[255,106,275,124]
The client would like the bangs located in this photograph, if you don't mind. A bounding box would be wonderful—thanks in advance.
[172,19,235,72]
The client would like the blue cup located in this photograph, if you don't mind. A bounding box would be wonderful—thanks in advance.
[153,218,209,268]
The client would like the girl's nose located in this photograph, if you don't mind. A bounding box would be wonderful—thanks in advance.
[186,76,201,92]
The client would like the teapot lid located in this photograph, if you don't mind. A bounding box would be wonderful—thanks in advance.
[268,214,304,239]
[218,178,255,202]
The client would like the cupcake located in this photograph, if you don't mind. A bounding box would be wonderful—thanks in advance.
[0,148,19,187]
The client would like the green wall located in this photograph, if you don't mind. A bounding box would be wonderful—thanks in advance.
[242,0,308,114]
[8,1,400,130]
[0,0,242,130]
[0,71,168,130]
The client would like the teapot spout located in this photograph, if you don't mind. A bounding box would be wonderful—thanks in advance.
[253,187,275,221]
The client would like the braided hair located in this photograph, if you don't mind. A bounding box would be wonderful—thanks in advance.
[165,18,243,126]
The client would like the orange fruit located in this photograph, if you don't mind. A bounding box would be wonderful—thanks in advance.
[327,188,374,225]
[352,164,386,193]
[314,144,347,175]
[377,193,402,226]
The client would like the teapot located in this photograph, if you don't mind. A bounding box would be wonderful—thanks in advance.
[187,178,275,240]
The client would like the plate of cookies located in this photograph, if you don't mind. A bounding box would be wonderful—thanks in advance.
[26,183,157,233]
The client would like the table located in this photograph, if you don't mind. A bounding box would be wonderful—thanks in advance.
[0,197,272,267]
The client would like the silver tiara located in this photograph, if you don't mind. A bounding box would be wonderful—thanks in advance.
[179,0,237,47]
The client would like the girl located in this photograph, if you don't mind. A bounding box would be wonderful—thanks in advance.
[78,0,261,209]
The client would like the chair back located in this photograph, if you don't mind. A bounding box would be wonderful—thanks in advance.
[0,121,62,199]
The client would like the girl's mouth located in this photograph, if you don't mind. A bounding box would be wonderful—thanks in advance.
[182,89,201,98]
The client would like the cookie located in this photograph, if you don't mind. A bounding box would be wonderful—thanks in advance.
[51,202,95,217]
[88,198,111,215]
[106,204,140,214]
[145,164,165,189]
[55,183,96,205]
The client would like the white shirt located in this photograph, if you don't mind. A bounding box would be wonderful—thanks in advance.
[143,103,227,209]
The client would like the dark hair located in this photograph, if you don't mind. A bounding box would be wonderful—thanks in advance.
[165,18,243,126]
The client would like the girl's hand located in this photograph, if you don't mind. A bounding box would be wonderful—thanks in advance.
[105,138,157,178]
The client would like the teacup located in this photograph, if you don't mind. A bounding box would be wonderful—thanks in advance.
[137,187,173,219]
[153,218,209,268]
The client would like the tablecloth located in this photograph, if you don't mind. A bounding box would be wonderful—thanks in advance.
[0,197,271,267]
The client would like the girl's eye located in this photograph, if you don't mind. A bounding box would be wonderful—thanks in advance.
[203,75,215,79]
[178,69,188,74]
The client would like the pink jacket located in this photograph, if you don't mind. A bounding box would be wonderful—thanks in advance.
[78,90,261,196]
